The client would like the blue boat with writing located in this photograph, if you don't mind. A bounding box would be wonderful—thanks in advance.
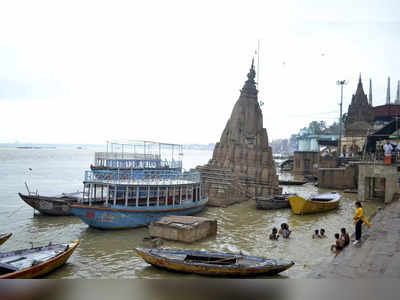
[70,140,208,229]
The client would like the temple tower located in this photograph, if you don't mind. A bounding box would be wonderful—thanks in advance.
[344,74,374,137]
[368,79,373,106]
[386,77,391,104]
[395,80,400,104]
[197,60,281,207]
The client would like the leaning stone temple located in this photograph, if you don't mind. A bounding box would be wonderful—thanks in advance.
[197,60,281,207]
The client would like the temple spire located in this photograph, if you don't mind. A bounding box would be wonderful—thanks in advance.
[386,77,391,104]
[395,80,400,104]
[240,58,258,97]
[368,79,373,106]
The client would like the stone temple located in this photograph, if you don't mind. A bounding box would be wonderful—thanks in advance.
[197,60,281,207]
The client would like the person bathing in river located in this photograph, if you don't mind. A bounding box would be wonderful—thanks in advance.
[330,233,344,256]
[312,229,321,239]
[353,201,372,245]
[279,223,292,239]
[320,228,326,238]
[340,228,350,247]
[269,227,279,240]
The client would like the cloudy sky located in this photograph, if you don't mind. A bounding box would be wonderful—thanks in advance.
[0,0,399,144]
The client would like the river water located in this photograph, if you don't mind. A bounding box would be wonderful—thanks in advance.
[0,146,381,278]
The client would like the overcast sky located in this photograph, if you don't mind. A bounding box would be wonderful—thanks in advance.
[1,0,399,144]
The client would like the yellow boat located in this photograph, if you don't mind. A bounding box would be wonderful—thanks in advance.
[0,240,79,279]
[0,233,12,246]
[288,192,341,215]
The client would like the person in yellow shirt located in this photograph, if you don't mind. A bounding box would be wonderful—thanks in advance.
[353,201,372,245]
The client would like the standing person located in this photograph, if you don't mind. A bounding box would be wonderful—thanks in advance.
[383,141,393,164]
[353,201,372,245]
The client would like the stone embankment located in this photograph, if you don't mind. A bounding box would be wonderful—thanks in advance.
[309,199,400,278]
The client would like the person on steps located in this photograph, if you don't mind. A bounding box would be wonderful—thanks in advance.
[353,201,372,245]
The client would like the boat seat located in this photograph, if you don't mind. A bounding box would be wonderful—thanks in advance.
[0,262,19,274]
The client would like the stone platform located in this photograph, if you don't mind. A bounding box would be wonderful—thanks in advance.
[148,216,217,243]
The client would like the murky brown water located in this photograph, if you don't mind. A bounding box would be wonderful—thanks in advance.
[0,147,382,278]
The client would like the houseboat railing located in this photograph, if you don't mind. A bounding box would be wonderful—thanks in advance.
[95,152,161,161]
[84,169,201,185]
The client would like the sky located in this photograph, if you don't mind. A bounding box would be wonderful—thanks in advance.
[0,0,400,144]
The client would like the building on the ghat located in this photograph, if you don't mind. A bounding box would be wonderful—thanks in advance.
[197,60,281,207]
[317,75,400,201]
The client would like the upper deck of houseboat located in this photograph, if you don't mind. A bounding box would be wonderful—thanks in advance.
[91,140,183,171]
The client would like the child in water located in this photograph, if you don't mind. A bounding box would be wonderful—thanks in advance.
[340,228,350,247]
[269,227,279,240]
[320,229,326,238]
[331,233,344,256]
[279,223,292,239]
[312,229,321,239]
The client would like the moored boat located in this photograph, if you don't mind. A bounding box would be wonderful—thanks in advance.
[135,248,294,277]
[0,240,79,279]
[288,192,341,215]
[255,193,295,210]
[70,140,208,229]
[18,192,84,216]
[0,233,12,246]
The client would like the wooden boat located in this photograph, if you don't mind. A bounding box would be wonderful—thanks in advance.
[288,192,341,215]
[18,192,83,216]
[0,233,12,246]
[0,240,79,279]
[255,193,295,210]
[135,248,294,277]
[278,180,307,186]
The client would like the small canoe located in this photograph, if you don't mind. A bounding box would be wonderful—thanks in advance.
[255,193,295,210]
[0,240,79,279]
[288,192,341,215]
[135,248,294,277]
[0,233,12,246]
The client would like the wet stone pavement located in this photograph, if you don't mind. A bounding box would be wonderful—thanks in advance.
[309,199,400,278]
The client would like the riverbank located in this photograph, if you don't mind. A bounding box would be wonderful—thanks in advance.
[309,199,400,278]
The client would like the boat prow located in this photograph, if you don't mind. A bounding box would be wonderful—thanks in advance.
[135,248,294,277]
[0,240,79,279]
[288,192,341,215]
[0,233,12,246]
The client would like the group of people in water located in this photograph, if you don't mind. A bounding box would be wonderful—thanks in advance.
[268,201,372,256]
[269,223,292,240]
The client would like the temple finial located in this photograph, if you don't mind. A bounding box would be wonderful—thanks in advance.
[359,73,362,83]
[395,80,400,104]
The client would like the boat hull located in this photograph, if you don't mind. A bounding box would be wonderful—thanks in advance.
[288,193,340,214]
[0,241,79,279]
[18,193,76,216]
[255,194,294,210]
[135,248,294,277]
[0,233,12,246]
[70,198,208,229]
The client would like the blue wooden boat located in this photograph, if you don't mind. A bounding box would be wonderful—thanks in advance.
[70,140,208,229]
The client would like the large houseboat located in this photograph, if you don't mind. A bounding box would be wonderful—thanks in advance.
[70,140,208,229]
